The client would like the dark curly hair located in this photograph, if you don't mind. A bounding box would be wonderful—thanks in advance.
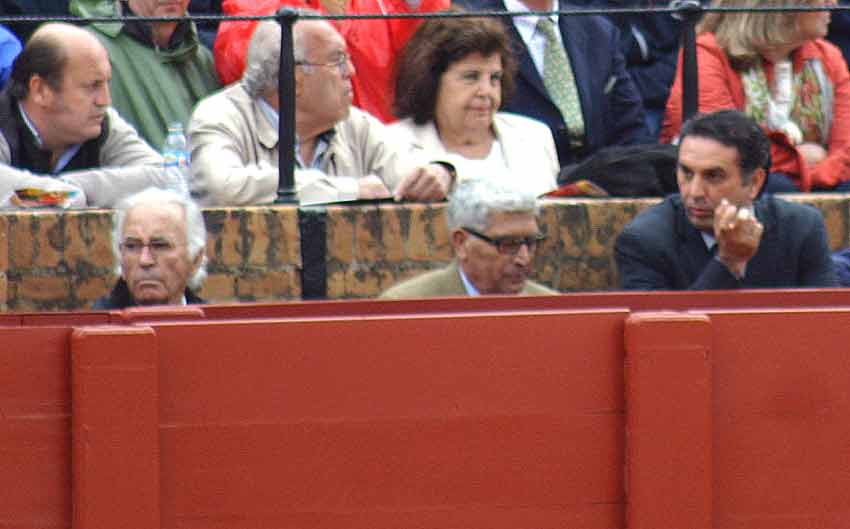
[679,109,771,184]
[393,10,517,124]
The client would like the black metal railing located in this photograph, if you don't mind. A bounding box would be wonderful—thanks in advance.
[0,3,846,202]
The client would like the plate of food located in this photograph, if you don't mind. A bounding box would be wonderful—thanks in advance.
[11,188,80,208]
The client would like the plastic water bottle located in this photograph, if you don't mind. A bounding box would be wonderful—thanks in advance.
[162,122,191,197]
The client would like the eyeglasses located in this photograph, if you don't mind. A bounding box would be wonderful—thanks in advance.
[296,52,352,75]
[462,227,544,255]
[120,237,180,258]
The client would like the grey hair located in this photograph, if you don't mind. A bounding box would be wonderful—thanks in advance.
[447,177,540,232]
[112,187,208,289]
[242,10,323,97]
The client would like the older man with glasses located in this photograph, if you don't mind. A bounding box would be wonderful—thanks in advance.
[381,177,556,298]
[188,16,454,206]
[93,187,208,309]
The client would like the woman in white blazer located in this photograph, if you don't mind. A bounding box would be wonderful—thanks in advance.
[389,13,559,196]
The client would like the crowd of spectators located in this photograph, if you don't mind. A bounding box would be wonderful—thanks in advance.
[2,0,850,304]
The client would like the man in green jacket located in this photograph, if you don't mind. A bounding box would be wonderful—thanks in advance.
[71,0,220,149]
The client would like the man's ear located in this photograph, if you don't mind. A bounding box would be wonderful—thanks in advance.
[451,229,467,260]
[28,74,54,107]
[748,167,766,201]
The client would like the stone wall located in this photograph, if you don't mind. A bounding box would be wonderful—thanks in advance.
[5,194,849,311]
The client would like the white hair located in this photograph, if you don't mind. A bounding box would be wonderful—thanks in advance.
[447,176,540,232]
[112,187,208,289]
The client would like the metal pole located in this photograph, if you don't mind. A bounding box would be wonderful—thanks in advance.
[672,0,703,123]
[275,8,299,204]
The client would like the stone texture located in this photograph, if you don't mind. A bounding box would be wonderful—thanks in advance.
[200,273,237,302]
[9,214,38,269]
[1,195,849,311]
[234,270,300,300]
[64,211,115,269]
[74,276,113,307]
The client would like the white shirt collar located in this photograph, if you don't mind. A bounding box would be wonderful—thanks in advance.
[257,97,278,130]
[503,0,561,77]
[458,264,481,296]
[17,101,83,174]
[503,0,560,37]
[700,232,716,250]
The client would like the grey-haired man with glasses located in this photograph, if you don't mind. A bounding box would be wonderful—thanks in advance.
[189,16,454,206]
[93,187,208,309]
[381,178,556,298]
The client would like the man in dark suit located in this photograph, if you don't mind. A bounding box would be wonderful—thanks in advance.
[457,0,651,167]
[615,110,837,290]
[569,0,684,139]
[381,178,556,298]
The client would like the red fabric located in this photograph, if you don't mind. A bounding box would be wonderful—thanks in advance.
[341,0,448,122]
[214,0,448,123]
[662,32,850,191]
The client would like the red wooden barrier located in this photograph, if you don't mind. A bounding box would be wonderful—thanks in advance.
[703,308,850,529]
[0,312,111,326]
[72,310,629,529]
[624,308,850,529]
[201,289,850,321]
[70,326,160,529]
[7,300,850,529]
[0,327,73,529]
[114,305,206,324]
[625,312,713,529]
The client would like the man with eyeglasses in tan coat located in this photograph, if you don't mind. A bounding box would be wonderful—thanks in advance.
[381,178,556,298]
[189,16,454,206]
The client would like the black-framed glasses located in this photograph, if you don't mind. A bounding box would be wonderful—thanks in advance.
[295,52,352,75]
[462,227,544,255]
[120,237,180,258]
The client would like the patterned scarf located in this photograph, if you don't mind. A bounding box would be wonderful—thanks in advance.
[741,58,833,145]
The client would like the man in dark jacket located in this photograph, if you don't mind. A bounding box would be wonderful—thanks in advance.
[94,187,207,309]
[615,110,837,290]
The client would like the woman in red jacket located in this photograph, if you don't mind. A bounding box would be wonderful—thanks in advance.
[663,0,850,192]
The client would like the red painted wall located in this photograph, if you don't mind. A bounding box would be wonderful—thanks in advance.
[5,295,850,529]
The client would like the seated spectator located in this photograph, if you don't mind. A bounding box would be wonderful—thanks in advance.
[456,0,651,168]
[390,13,558,197]
[616,110,837,290]
[570,0,686,139]
[381,177,556,298]
[0,24,21,91]
[0,23,171,208]
[189,17,453,206]
[94,187,207,308]
[663,0,850,192]
[213,0,447,123]
[70,0,220,149]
